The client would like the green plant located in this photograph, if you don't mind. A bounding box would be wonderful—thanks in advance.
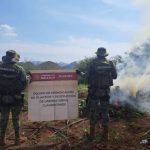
[48,130,68,142]
[77,127,90,143]
[79,99,87,118]
[110,129,123,144]
[78,84,88,93]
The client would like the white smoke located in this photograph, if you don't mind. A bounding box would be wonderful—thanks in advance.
[110,0,150,112]
[111,40,150,112]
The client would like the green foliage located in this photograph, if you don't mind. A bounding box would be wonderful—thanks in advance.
[75,57,94,84]
[110,129,124,144]
[19,62,36,72]
[79,99,87,118]
[75,55,123,84]
[23,91,28,107]
[48,130,70,146]
[78,84,88,117]
[109,104,145,121]
[79,127,89,142]
[78,84,88,93]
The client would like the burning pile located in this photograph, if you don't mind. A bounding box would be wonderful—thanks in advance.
[110,40,150,113]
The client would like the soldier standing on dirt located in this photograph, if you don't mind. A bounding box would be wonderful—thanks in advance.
[86,47,117,141]
[0,50,28,146]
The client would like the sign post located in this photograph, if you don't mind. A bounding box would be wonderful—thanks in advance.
[28,70,78,121]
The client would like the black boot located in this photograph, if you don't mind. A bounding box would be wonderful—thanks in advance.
[0,132,5,146]
[88,125,95,141]
[14,131,20,145]
[101,126,109,142]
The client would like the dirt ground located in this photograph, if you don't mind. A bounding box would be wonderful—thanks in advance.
[1,110,150,150]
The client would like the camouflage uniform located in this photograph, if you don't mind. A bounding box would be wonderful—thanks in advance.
[86,47,117,140]
[0,50,27,146]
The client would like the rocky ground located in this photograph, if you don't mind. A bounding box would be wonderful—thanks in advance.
[1,110,150,150]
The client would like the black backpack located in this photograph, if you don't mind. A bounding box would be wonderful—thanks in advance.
[92,59,113,88]
[0,63,25,94]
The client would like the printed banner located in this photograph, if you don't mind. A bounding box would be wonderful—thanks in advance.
[28,70,78,121]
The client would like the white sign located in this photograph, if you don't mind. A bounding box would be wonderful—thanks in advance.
[28,70,78,121]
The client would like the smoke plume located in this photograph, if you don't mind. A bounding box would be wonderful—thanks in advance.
[111,40,150,112]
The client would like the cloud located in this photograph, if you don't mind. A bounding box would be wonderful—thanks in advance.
[40,1,140,38]
[101,0,132,8]
[45,9,139,34]
[0,36,130,63]
[133,0,150,7]
[0,24,17,37]
[78,14,138,33]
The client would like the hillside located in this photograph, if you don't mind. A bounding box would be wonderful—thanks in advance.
[37,61,61,70]
[62,61,77,69]
[19,61,77,72]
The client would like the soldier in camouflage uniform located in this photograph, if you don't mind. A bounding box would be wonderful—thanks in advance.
[0,50,28,146]
[86,47,117,141]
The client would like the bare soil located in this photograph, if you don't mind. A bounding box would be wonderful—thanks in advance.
[1,110,150,150]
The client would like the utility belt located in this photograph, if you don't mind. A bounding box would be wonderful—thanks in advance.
[88,86,110,98]
[0,94,24,106]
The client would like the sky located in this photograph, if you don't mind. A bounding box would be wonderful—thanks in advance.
[0,0,150,63]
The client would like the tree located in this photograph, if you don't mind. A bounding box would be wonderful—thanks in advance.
[75,57,94,84]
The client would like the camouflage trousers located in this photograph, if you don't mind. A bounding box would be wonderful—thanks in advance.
[87,88,110,127]
[0,104,22,137]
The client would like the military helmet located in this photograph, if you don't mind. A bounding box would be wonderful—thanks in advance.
[3,50,20,63]
[96,47,108,57]
[6,50,16,57]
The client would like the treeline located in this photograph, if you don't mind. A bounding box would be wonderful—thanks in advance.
[75,56,122,84]
[21,56,123,84]
[0,55,122,84]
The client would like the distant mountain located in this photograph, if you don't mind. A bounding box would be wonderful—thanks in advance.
[62,61,77,69]
[57,62,67,67]
[38,61,61,70]
[31,61,43,65]
[19,61,36,72]
[20,60,77,72]
[20,61,61,71]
